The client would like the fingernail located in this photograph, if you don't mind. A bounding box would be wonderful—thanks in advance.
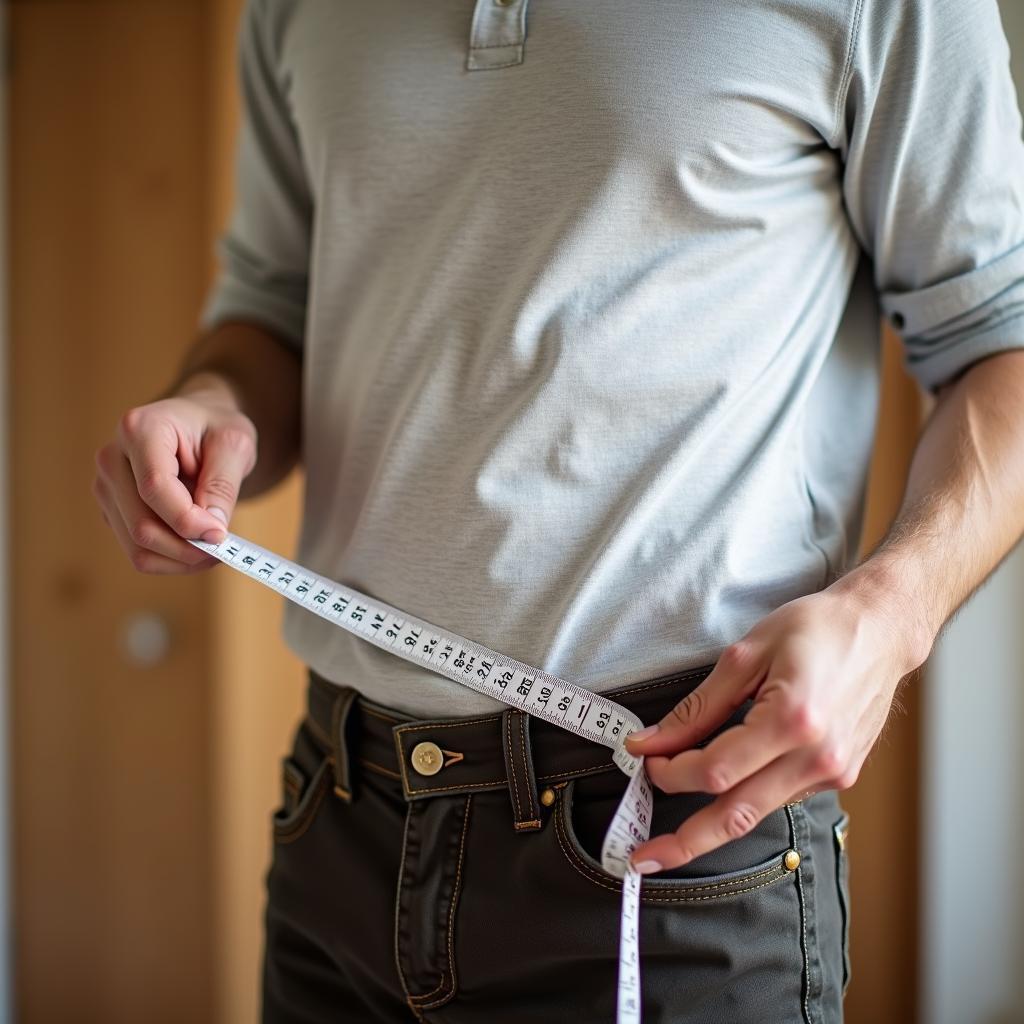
[200,528,225,543]
[632,860,663,875]
[629,725,660,743]
[206,506,228,524]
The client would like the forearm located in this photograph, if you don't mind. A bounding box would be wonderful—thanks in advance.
[830,348,1024,668]
[162,320,303,498]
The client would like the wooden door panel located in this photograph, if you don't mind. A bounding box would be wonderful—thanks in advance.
[9,3,214,1021]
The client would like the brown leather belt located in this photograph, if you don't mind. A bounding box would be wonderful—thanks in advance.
[304,660,748,832]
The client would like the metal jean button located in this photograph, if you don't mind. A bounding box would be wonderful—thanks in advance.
[410,740,444,776]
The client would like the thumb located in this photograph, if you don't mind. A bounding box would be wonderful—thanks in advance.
[193,428,255,542]
[624,644,763,757]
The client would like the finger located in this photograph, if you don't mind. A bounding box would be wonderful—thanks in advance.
[631,748,813,872]
[107,454,217,568]
[119,418,224,540]
[643,696,795,796]
[191,427,256,543]
[625,641,766,757]
[97,475,211,575]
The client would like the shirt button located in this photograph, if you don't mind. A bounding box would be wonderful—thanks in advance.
[410,741,444,776]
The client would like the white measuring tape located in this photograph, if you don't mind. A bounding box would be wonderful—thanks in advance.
[190,530,652,1023]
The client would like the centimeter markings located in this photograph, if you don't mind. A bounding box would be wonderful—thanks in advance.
[191,532,645,760]
[190,530,649,1024]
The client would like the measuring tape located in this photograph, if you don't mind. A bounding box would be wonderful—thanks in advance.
[190,530,652,1023]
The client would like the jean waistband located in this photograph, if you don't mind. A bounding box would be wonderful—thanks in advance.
[303,660,750,831]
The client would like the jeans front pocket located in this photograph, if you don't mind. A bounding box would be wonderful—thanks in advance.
[542,774,810,1022]
[272,720,333,845]
[833,810,852,996]
[553,775,797,900]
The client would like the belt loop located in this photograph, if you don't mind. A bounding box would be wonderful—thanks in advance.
[330,686,360,803]
[501,708,542,831]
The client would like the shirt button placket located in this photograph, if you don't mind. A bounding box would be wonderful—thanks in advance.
[466,0,530,71]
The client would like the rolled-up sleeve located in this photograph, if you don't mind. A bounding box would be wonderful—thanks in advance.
[198,0,312,352]
[838,0,1024,395]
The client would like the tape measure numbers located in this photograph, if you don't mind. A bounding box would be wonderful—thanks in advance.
[190,531,652,1024]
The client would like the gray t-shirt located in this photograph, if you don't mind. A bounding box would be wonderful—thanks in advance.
[200,0,1024,717]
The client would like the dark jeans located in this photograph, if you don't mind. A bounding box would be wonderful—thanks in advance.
[262,664,852,1023]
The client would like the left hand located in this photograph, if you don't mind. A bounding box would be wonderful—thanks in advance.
[624,580,927,873]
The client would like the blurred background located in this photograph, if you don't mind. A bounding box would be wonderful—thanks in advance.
[1,1,1023,1022]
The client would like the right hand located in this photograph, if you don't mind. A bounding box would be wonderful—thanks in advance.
[92,376,258,574]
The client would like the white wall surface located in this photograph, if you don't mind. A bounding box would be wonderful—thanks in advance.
[920,9,1024,1024]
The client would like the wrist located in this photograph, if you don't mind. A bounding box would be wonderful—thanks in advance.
[826,553,937,673]
[167,368,246,415]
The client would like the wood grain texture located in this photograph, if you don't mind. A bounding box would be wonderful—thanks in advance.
[204,1,307,1021]
[9,3,214,1021]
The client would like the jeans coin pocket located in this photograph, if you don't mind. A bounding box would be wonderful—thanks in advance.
[272,720,332,845]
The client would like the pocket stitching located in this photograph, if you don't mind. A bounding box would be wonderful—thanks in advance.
[273,756,333,844]
[833,811,852,995]
[553,781,792,902]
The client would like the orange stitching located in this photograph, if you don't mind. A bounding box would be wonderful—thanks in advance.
[518,712,537,817]
[395,731,414,795]
[538,761,615,782]
[359,757,402,780]
[362,704,403,725]
[607,664,716,700]
[417,795,473,1011]
[553,813,787,902]
[395,715,500,734]
[274,765,331,844]
[786,803,813,1024]
[553,793,788,900]
[409,778,507,795]
[393,806,417,1008]
[506,713,523,820]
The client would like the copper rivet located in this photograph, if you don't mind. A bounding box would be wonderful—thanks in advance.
[540,788,556,807]
[783,849,801,871]
[410,741,444,777]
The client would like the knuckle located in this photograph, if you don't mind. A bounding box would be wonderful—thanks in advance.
[94,443,117,475]
[701,761,732,795]
[200,474,238,504]
[118,406,147,439]
[216,425,254,453]
[670,833,696,864]
[811,744,845,780]
[169,507,195,538]
[721,802,760,840]
[129,548,155,574]
[787,701,825,745]
[127,518,156,549]
[669,688,706,729]
[835,767,860,791]
[720,640,753,670]
[136,467,165,505]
